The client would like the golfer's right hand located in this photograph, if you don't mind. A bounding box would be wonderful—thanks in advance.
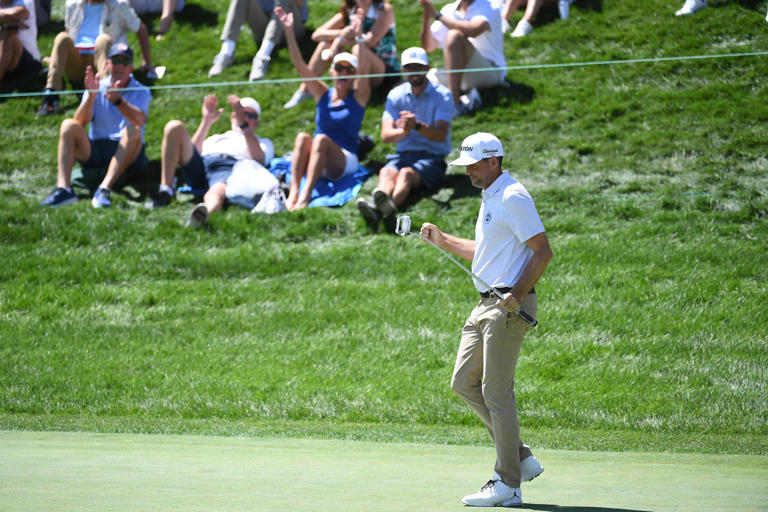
[420,222,442,246]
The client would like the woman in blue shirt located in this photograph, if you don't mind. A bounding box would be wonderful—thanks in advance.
[276,6,370,211]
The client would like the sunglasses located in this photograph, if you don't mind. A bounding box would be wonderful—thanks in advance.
[334,64,355,74]
[110,56,132,66]
[244,112,259,121]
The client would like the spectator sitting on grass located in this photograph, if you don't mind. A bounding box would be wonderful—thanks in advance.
[208,0,307,81]
[357,47,453,229]
[276,5,370,211]
[129,0,185,40]
[0,0,42,85]
[419,0,506,116]
[40,43,151,209]
[36,0,157,117]
[149,93,274,229]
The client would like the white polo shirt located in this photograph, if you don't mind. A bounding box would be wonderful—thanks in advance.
[472,171,545,292]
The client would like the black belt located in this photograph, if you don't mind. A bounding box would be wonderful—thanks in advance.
[206,153,237,161]
[480,286,535,298]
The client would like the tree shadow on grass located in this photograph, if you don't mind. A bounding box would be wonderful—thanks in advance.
[521,504,653,512]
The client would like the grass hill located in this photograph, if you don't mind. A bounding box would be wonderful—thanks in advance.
[1,0,766,455]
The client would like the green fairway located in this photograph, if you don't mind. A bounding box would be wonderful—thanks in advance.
[2,431,767,512]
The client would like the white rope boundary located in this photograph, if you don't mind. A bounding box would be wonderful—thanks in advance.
[1,50,766,99]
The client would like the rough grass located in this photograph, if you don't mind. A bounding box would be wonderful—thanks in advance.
[1,0,767,454]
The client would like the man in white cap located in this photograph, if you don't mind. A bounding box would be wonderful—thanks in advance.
[150,93,274,228]
[40,42,151,209]
[357,47,453,228]
[420,132,552,507]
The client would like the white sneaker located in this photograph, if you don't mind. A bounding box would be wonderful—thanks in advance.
[510,19,533,38]
[461,476,522,507]
[457,88,481,116]
[249,54,270,81]
[208,53,234,77]
[675,0,706,16]
[283,88,313,109]
[251,188,287,214]
[372,189,397,218]
[520,456,544,482]
[558,0,571,20]
[501,18,511,33]
[187,203,208,229]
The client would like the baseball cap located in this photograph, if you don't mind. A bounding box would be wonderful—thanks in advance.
[239,97,261,117]
[449,132,504,166]
[108,42,134,61]
[401,47,429,67]
[332,52,358,70]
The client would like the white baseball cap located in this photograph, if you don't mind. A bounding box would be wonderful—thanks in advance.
[449,132,504,166]
[239,97,261,117]
[401,47,429,67]
[332,52,358,70]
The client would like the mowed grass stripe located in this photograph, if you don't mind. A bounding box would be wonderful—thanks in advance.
[1,431,767,512]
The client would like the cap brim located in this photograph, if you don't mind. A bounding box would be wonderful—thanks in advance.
[449,154,480,166]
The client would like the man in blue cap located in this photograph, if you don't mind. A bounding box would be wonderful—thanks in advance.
[41,42,151,209]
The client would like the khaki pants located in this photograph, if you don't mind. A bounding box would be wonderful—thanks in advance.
[46,32,111,90]
[220,0,305,47]
[451,294,537,488]
[434,46,504,92]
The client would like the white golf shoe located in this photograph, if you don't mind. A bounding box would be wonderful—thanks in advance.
[675,0,706,16]
[520,455,544,482]
[461,474,522,507]
[510,19,533,38]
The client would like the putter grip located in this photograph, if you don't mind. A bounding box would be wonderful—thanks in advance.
[517,310,538,327]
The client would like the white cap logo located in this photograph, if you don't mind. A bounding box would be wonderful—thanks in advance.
[449,133,504,166]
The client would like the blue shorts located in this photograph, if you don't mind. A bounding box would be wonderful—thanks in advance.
[181,148,237,191]
[383,151,447,190]
[79,139,147,179]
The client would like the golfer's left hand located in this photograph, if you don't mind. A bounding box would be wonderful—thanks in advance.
[497,292,520,312]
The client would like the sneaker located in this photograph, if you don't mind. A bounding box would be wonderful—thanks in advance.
[187,203,208,229]
[41,187,77,207]
[675,0,706,15]
[145,189,173,209]
[372,189,397,218]
[35,90,60,117]
[461,476,522,507]
[510,19,533,38]
[520,456,544,482]
[208,53,235,77]
[249,54,270,81]
[558,0,571,19]
[456,89,481,117]
[465,87,482,111]
[357,197,381,227]
[251,188,287,214]
[91,187,111,208]
[283,88,313,109]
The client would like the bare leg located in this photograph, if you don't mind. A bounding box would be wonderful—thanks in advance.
[522,0,543,22]
[502,0,526,20]
[287,131,311,210]
[294,133,345,210]
[57,119,92,188]
[98,125,143,189]
[391,167,421,207]
[0,32,23,82]
[203,182,227,214]
[156,0,179,39]
[376,166,398,197]
[160,120,195,188]
[443,29,474,103]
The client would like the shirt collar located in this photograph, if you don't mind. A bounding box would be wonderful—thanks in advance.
[482,170,511,200]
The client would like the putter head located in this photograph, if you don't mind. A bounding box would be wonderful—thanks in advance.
[395,215,412,237]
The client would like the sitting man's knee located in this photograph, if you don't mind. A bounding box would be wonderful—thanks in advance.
[164,119,185,137]
[59,118,80,134]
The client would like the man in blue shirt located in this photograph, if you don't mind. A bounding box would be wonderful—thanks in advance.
[357,47,453,228]
[41,42,152,208]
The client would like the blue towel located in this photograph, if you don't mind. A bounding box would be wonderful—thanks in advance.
[269,157,370,208]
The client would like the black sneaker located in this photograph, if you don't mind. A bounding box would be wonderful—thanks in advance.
[36,90,60,117]
[145,190,173,209]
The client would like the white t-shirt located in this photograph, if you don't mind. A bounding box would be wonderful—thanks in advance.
[10,0,40,61]
[472,171,545,292]
[430,0,506,79]
[202,130,275,165]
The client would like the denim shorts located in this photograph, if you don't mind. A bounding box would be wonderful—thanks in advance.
[383,151,447,190]
[181,148,237,191]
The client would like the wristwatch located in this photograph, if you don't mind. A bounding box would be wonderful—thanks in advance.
[414,121,424,132]
[112,97,123,107]
[239,121,249,130]
[434,12,442,21]
[354,35,366,44]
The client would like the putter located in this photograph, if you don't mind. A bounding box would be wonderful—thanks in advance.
[396,216,537,327]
